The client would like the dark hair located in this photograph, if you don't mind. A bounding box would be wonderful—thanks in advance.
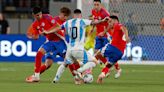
[110,15,119,21]
[60,7,71,16]
[73,9,81,14]
[32,6,42,14]
[94,0,101,3]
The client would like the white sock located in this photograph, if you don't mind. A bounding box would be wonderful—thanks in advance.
[34,73,40,78]
[53,64,66,81]
[77,62,96,73]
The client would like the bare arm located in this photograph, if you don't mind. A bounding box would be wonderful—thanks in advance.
[121,26,130,43]
[91,17,109,25]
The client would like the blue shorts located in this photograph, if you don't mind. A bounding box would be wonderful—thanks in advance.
[101,44,123,65]
[45,51,64,62]
[41,40,67,61]
[95,36,109,50]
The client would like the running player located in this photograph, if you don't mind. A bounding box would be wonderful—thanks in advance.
[43,7,71,74]
[25,6,71,83]
[92,0,122,78]
[96,15,130,83]
[42,9,108,84]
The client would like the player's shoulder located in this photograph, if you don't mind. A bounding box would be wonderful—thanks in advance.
[114,23,124,30]
[101,8,110,15]
[115,23,123,27]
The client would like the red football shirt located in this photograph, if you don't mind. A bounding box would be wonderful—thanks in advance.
[92,8,110,37]
[111,23,126,53]
[54,16,65,37]
[32,14,63,42]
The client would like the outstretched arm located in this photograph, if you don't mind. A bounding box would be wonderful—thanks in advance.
[42,25,62,34]
[121,26,130,43]
[91,17,109,25]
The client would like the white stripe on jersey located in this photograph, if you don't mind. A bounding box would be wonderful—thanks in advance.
[62,18,92,49]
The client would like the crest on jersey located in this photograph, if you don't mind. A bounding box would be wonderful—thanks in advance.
[51,19,55,24]
[41,22,45,27]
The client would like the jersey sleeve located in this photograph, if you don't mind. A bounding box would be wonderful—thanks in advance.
[101,8,110,18]
[32,22,39,35]
[44,14,57,26]
[83,19,92,26]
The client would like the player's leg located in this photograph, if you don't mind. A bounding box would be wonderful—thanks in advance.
[94,37,108,64]
[114,62,122,79]
[52,48,72,83]
[76,50,98,78]
[40,51,58,74]
[26,41,54,83]
[25,47,46,83]
[97,44,123,83]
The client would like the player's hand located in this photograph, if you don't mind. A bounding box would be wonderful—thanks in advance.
[41,30,49,35]
[26,34,39,40]
[102,17,110,22]
[125,36,130,43]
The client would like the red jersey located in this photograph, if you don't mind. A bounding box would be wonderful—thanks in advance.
[54,16,65,37]
[92,8,110,37]
[111,23,126,53]
[32,14,63,42]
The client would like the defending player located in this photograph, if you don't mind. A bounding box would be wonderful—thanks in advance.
[43,7,71,74]
[25,6,71,83]
[84,15,96,55]
[92,0,122,78]
[42,9,108,84]
[96,15,130,83]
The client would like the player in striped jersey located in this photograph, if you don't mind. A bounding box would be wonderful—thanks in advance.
[43,9,108,84]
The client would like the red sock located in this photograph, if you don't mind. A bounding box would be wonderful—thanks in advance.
[40,65,47,74]
[114,62,120,70]
[68,63,80,76]
[95,54,107,64]
[99,56,107,64]
[74,63,80,70]
[101,67,109,75]
[35,51,44,73]
[68,64,76,76]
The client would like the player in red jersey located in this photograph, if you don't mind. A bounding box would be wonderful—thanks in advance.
[92,0,122,78]
[43,7,72,74]
[96,15,130,83]
[25,6,71,83]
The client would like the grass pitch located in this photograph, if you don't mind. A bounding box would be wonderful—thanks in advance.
[0,62,164,92]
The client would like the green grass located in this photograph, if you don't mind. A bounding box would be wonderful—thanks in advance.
[0,62,164,92]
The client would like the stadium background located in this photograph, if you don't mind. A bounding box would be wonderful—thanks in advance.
[0,0,163,63]
[0,0,164,92]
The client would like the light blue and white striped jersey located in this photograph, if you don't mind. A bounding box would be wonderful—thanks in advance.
[61,18,92,48]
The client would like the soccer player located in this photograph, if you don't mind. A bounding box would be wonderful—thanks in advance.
[96,15,130,83]
[92,0,122,78]
[43,7,71,74]
[25,6,71,83]
[84,15,96,55]
[42,9,108,84]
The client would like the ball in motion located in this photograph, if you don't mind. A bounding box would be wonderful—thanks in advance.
[83,74,93,83]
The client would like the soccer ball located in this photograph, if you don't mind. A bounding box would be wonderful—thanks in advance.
[83,74,93,83]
